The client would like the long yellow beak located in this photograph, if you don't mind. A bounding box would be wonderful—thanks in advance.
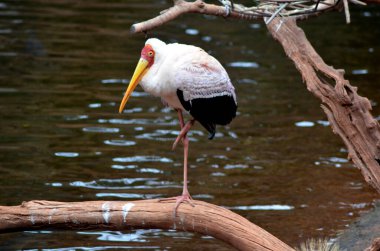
[119,58,150,113]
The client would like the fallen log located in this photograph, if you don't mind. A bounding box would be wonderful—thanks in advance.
[0,199,294,251]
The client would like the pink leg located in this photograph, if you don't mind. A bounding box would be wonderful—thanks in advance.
[177,109,185,129]
[172,119,195,150]
[159,110,195,217]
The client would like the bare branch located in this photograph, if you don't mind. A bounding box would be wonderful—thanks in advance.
[131,0,262,34]
[0,199,295,251]
[130,0,344,34]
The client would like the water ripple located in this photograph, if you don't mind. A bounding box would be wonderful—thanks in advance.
[228,61,259,68]
[224,164,248,169]
[185,28,199,35]
[83,127,120,133]
[113,155,173,163]
[316,120,330,126]
[64,114,88,121]
[78,230,150,242]
[227,204,295,210]
[23,245,160,250]
[295,121,315,127]
[96,193,160,199]
[104,139,136,146]
[101,79,129,84]
[111,164,137,170]
[104,118,150,125]
[135,129,201,142]
[70,178,156,190]
[237,78,257,85]
[137,168,163,174]
[352,69,368,75]
[119,107,143,114]
[54,152,79,157]
[45,182,63,187]
[315,156,349,168]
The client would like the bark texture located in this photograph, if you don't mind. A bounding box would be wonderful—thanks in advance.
[267,18,380,193]
[365,238,380,251]
[0,199,294,251]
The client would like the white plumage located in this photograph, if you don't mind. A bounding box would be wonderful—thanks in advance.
[140,38,236,109]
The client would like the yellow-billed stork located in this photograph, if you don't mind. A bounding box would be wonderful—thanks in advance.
[119,38,237,214]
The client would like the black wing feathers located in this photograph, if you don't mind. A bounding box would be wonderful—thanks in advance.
[176,89,237,139]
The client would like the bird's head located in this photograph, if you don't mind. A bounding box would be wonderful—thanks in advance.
[119,38,165,113]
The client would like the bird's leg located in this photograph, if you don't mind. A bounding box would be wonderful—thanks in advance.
[172,119,195,150]
[177,109,185,129]
[171,109,187,150]
[173,132,195,212]
[159,110,195,217]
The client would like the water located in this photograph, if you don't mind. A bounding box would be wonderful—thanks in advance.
[0,0,379,250]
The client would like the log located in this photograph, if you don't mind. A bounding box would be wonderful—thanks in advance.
[266,18,380,193]
[0,199,294,251]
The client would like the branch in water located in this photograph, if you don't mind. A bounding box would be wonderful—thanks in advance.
[0,199,295,251]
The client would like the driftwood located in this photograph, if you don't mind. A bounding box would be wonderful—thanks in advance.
[0,199,294,251]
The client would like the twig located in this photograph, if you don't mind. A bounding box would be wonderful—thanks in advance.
[265,3,290,24]
[349,0,367,5]
[343,0,351,23]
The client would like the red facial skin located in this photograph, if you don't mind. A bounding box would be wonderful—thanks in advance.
[141,44,155,67]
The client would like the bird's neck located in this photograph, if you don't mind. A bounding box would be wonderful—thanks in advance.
[140,52,177,97]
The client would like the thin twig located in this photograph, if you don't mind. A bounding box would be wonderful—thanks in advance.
[265,3,290,24]
[343,0,351,23]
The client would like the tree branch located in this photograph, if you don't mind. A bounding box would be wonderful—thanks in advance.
[0,199,294,251]
[266,18,380,193]
[131,0,260,34]
[131,0,347,34]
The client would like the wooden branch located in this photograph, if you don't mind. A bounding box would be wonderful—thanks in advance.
[131,0,260,34]
[266,18,380,193]
[131,0,346,34]
[0,199,294,251]
[365,237,380,251]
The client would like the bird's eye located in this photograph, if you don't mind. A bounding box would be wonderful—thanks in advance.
[148,51,154,57]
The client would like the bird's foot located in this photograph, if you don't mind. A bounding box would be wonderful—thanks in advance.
[159,193,195,217]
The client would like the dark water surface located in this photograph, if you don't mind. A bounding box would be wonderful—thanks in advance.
[0,1,380,250]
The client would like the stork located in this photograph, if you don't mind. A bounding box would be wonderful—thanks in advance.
[119,38,237,214]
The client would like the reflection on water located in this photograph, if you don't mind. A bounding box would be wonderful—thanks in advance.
[226,204,295,210]
[0,0,379,250]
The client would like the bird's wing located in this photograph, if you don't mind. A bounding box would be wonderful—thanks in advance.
[174,52,236,103]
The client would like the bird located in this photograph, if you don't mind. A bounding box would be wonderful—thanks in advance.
[119,38,237,215]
